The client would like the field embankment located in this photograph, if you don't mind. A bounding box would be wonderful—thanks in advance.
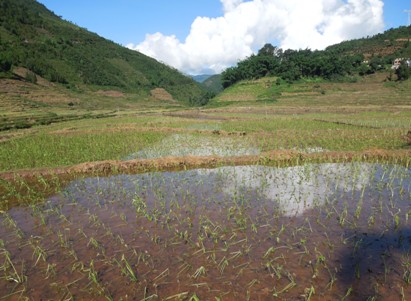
[0,72,411,301]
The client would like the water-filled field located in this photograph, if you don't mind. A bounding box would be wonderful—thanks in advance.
[1,163,410,300]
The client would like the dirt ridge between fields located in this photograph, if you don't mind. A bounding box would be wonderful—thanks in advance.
[49,127,246,136]
[1,149,410,181]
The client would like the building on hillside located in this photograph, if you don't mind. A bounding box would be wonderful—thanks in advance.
[392,58,411,69]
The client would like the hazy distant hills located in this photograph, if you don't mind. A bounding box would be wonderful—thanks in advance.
[191,74,223,94]
[0,0,207,104]
[192,75,213,83]
[202,75,223,94]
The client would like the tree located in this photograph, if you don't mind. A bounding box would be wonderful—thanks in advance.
[369,57,383,73]
[0,46,13,72]
[395,61,410,81]
[221,66,240,88]
[0,58,12,72]
[258,43,277,57]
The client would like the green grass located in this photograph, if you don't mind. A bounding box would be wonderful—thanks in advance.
[213,73,411,107]
[0,73,409,172]
[0,130,167,171]
[1,109,408,172]
[217,117,406,151]
[0,70,410,301]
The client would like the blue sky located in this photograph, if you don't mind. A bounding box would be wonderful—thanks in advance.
[37,1,222,45]
[37,0,410,74]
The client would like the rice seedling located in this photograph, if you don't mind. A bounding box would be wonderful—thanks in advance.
[45,263,57,279]
[163,291,189,301]
[0,246,26,285]
[192,266,206,279]
[341,287,353,300]
[1,160,410,299]
[114,254,138,282]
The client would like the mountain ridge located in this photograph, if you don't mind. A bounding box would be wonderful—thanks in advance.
[221,26,410,88]
[0,0,208,105]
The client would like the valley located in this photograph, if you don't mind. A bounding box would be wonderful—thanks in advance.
[1,0,411,300]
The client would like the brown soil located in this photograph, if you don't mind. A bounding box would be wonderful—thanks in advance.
[163,111,228,121]
[96,90,125,98]
[0,131,29,143]
[405,130,411,145]
[150,88,175,102]
[0,77,78,105]
[363,39,410,60]
[218,93,257,101]
[314,119,380,129]
[49,126,246,137]
[1,149,410,182]
[281,91,320,96]
[0,78,34,95]
[0,160,409,300]
[12,67,55,87]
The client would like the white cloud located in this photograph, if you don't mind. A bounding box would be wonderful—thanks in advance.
[127,0,384,74]
[221,0,244,13]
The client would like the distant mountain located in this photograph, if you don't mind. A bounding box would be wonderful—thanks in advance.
[191,74,223,95]
[0,0,208,105]
[192,74,214,83]
[201,74,223,94]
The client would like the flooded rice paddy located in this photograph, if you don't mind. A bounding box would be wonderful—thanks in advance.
[124,134,259,160]
[0,163,410,300]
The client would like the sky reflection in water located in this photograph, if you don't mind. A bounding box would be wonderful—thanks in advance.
[59,163,410,217]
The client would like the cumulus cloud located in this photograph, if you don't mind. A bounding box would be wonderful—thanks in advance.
[221,0,244,12]
[127,0,384,74]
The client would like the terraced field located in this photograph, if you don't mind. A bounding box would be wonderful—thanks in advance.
[0,74,410,300]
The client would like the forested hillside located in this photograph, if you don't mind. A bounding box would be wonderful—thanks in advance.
[202,74,223,94]
[0,0,208,104]
[222,26,411,88]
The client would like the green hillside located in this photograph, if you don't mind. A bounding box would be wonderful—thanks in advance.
[201,74,223,94]
[221,26,411,88]
[212,71,410,108]
[0,0,207,104]
[326,26,411,60]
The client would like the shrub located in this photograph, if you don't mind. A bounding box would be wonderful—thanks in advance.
[396,61,410,81]
[25,70,37,83]
[14,120,32,129]
[0,58,12,72]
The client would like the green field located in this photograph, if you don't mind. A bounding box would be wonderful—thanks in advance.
[1,73,410,172]
[0,73,411,301]
[1,2,411,299]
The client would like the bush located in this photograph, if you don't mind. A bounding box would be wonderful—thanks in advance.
[39,119,52,125]
[25,70,37,83]
[188,92,214,106]
[396,61,410,81]
[0,58,12,72]
[48,71,68,84]
[14,121,32,129]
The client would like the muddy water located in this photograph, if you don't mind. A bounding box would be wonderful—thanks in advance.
[0,163,410,300]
